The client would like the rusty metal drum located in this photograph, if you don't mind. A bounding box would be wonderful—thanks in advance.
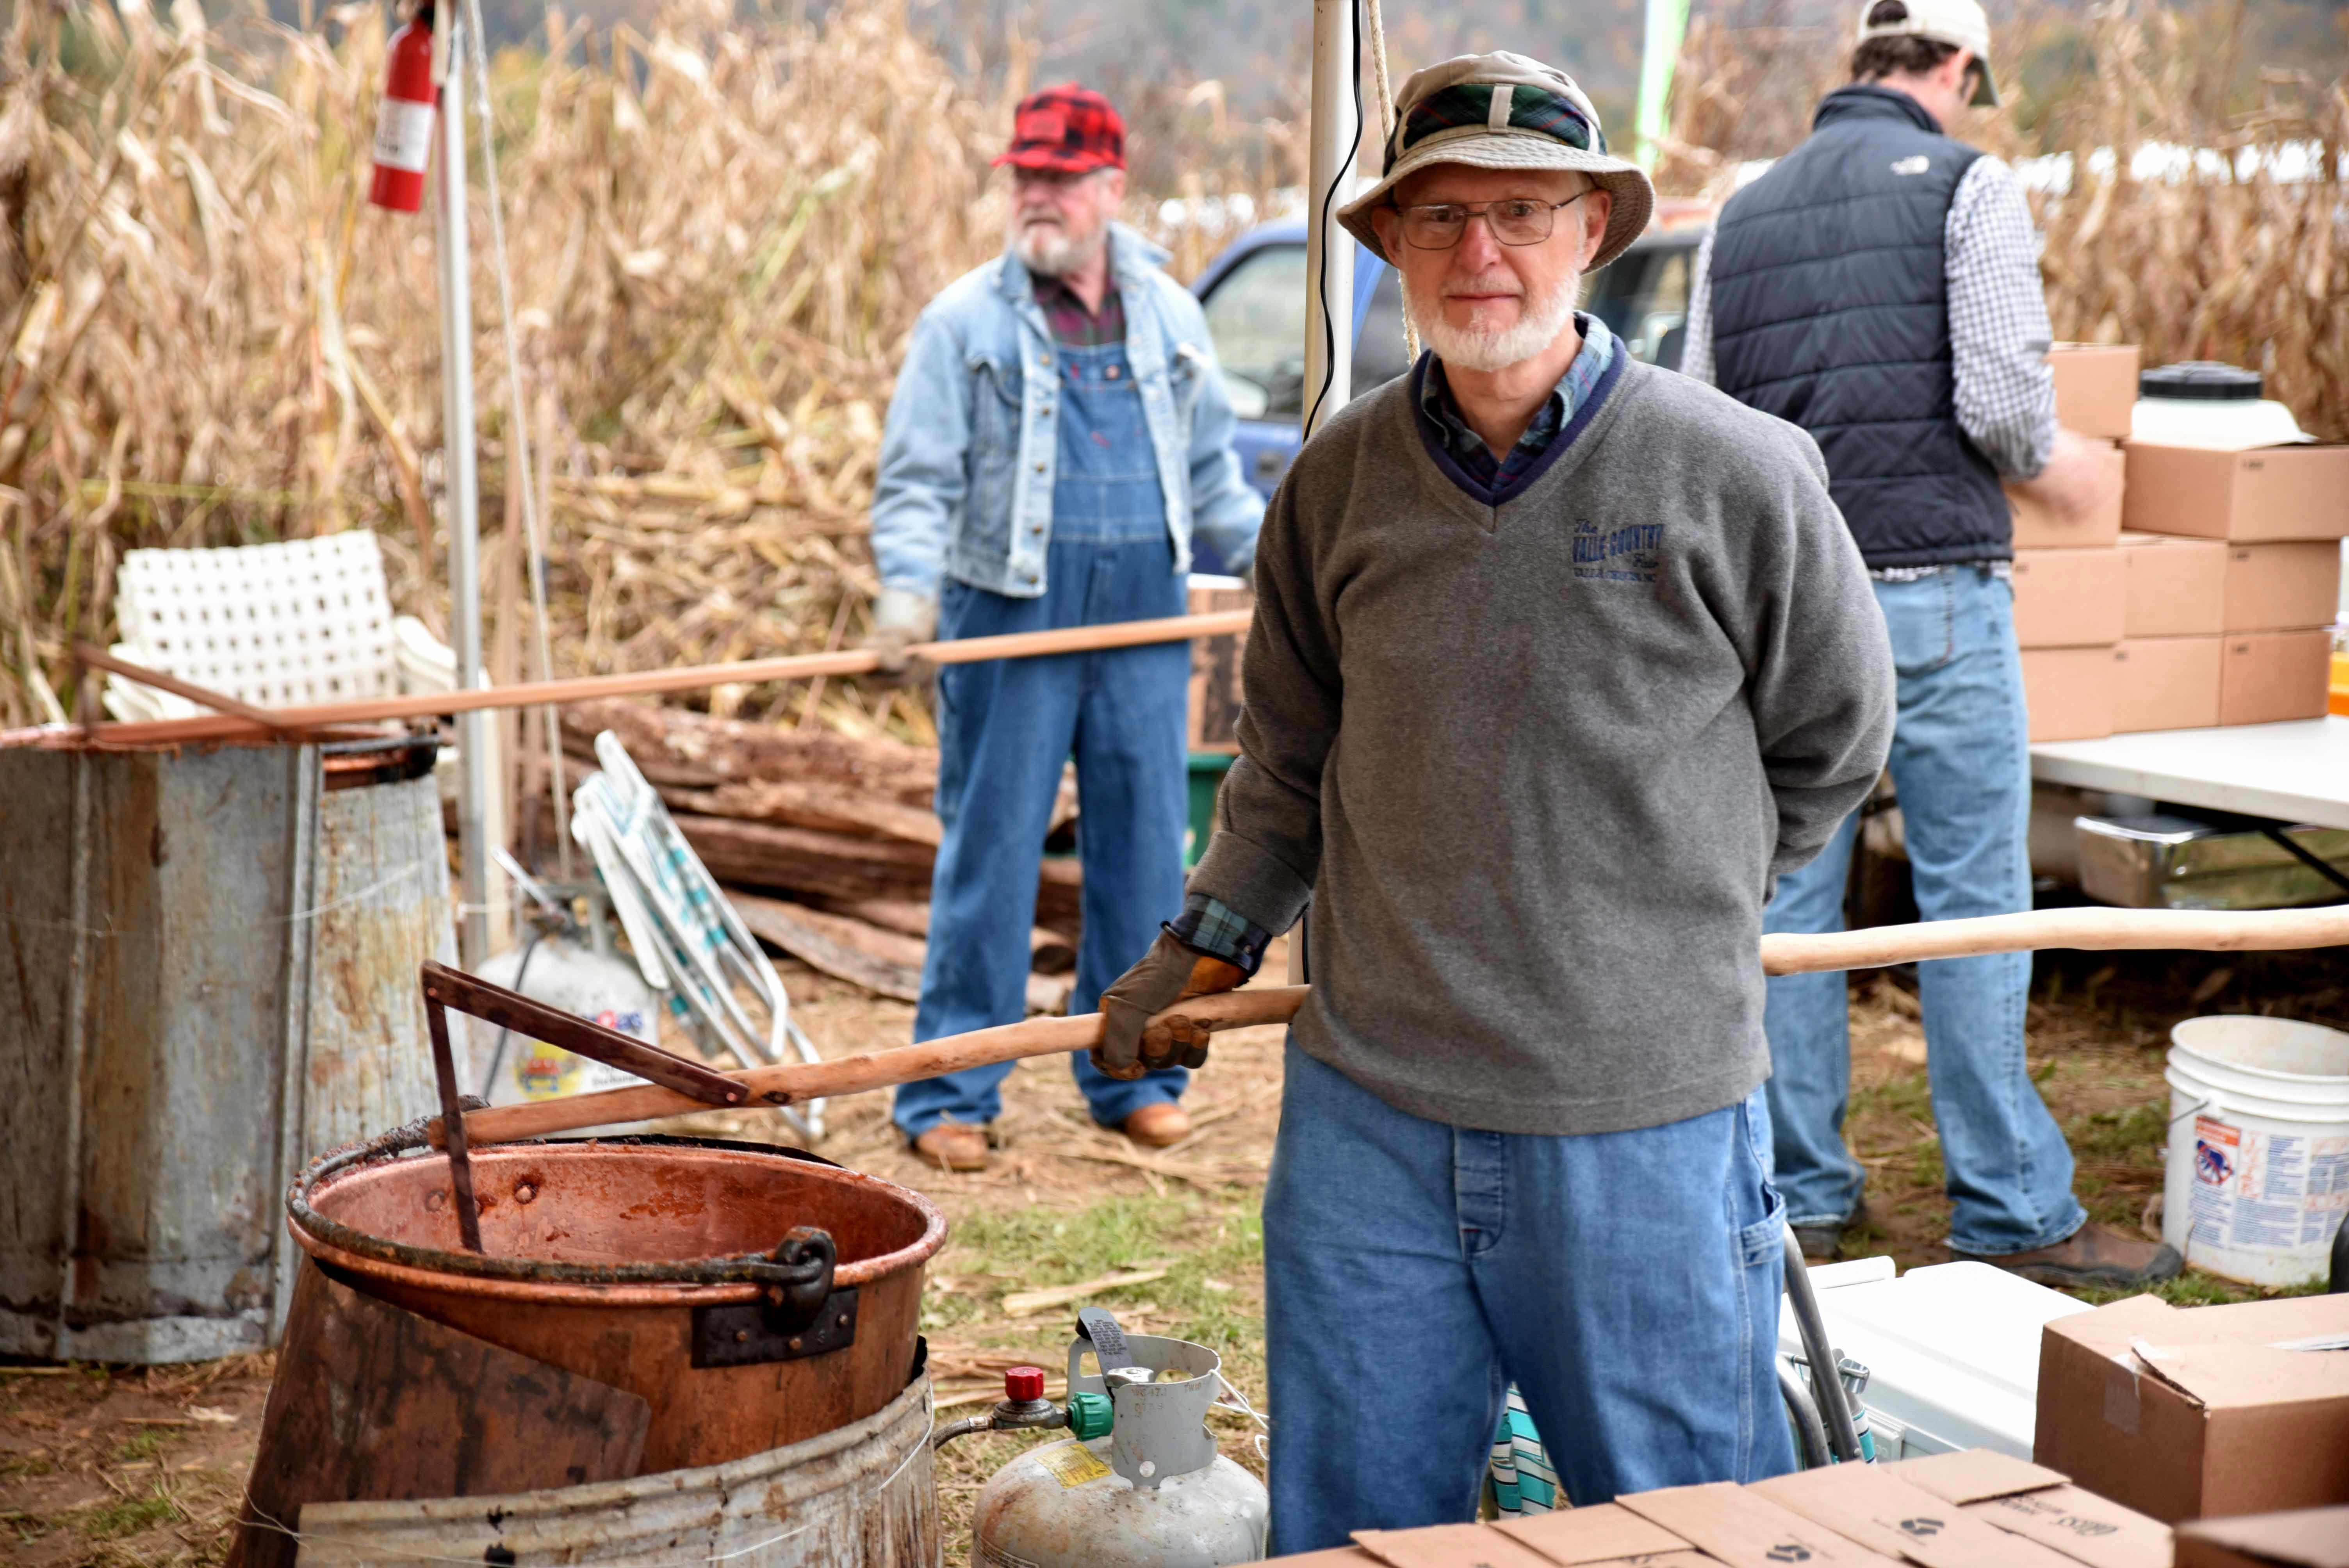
[294,1371,939,1567]
[0,731,449,1363]
[285,1131,945,1473]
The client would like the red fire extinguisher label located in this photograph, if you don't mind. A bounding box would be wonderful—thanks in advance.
[371,97,435,173]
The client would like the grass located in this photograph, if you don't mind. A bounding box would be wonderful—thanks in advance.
[80,1491,178,1541]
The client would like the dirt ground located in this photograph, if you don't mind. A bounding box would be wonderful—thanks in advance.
[4,939,2340,1566]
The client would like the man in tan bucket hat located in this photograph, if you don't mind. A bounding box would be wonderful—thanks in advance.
[1093,52,1896,1546]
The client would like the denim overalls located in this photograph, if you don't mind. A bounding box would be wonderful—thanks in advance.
[893,332,1192,1137]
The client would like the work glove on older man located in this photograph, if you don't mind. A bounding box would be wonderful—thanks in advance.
[860,587,938,684]
[1093,930,1246,1081]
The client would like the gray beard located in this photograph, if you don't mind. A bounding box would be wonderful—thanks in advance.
[1404,270,1583,372]
[1011,218,1105,279]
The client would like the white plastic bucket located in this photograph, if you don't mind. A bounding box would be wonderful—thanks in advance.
[2162,1015,2349,1286]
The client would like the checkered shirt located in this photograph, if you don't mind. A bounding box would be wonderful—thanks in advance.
[1682,155,2057,578]
[1167,897,1272,976]
[1031,271,1126,348]
[1419,312,1617,488]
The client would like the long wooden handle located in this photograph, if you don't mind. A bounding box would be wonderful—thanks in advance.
[1759,905,2349,975]
[72,643,293,730]
[450,984,1309,1147]
[77,609,1253,748]
[448,907,2348,1146]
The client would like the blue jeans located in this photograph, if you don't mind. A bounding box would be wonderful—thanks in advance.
[1762,567,2084,1256]
[1261,1042,1793,1553]
[893,336,1192,1138]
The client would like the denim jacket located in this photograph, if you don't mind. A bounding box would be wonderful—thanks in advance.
[870,224,1264,600]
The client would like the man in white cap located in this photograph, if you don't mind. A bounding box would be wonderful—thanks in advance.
[1091,53,1896,1543]
[1682,1,2178,1290]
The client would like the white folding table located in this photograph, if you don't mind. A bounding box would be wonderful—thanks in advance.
[2030,716,2349,830]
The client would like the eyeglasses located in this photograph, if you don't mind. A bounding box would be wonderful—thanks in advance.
[1392,192,1592,250]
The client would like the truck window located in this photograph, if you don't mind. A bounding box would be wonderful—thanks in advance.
[1354,267,1413,393]
[1201,243,1309,420]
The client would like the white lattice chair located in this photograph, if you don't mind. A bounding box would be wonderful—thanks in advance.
[103,533,455,720]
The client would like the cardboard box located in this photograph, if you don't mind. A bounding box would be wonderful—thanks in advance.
[2223,541,2343,631]
[1187,584,1250,753]
[2122,443,2349,542]
[1492,1502,1693,1564]
[2035,1292,2349,1523]
[2121,531,2228,637]
[2176,1506,2349,1568]
[2115,635,2223,732]
[1754,1463,2085,1568]
[1352,1524,1560,1568]
[2222,630,2333,725]
[2050,344,2142,440]
[2011,440,2126,551]
[1896,1449,2175,1568]
[1614,1482,1904,1568]
[2013,548,2127,648]
[2022,645,2117,741]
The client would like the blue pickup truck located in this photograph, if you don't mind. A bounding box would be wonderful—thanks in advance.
[1188,217,1707,550]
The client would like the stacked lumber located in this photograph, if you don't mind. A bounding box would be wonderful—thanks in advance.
[558,700,1081,1011]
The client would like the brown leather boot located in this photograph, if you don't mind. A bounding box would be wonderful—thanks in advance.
[1951,1223,2183,1289]
[911,1121,991,1172]
[1120,1102,1191,1149]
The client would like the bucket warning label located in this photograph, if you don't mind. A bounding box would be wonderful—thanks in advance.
[2187,1115,2349,1263]
[1035,1443,1112,1489]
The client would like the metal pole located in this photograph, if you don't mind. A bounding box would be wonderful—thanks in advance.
[1634,0,1691,171]
[434,15,492,967]
[1301,0,1356,442]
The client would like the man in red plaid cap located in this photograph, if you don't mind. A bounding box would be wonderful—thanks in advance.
[866,86,1264,1172]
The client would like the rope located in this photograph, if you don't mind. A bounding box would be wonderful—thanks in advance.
[1361,0,1419,362]
[460,0,574,878]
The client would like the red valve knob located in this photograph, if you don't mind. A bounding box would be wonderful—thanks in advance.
[1005,1365,1047,1403]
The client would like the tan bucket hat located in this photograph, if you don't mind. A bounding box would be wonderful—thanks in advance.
[1337,52,1655,271]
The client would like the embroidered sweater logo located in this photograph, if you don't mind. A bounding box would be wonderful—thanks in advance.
[1572,521,1663,583]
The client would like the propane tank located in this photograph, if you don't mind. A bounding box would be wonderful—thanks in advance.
[367,2,437,213]
[954,1309,1267,1568]
[467,887,663,1117]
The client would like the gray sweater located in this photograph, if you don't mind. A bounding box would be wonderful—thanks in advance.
[1189,355,1896,1135]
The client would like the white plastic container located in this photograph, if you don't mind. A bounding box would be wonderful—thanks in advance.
[1777,1258,2089,1459]
[2162,1014,2349,1287]
[2131,360,2309,449]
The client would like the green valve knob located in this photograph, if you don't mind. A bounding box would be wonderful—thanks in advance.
[1066,1390,1113,1440]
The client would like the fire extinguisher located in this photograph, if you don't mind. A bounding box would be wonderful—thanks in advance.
[368,1,437,213]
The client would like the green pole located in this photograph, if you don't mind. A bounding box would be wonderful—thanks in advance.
[1635,0,1693,172]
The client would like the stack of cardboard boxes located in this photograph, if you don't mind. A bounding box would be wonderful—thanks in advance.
[2010,346,2349,740]
[1262,1449,2173,1568]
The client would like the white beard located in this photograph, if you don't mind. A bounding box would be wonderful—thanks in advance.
[1011,215,1103,279]
[1405,269,1582,372]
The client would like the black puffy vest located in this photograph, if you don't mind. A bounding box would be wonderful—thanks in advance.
[1709,86,2009,568]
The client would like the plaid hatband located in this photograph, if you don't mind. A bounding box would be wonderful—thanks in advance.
[995,84,1126,173]
[1391,83,1605,171]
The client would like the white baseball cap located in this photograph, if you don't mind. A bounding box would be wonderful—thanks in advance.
[1856,0,2000,107]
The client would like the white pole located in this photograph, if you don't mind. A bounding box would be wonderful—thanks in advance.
[434,15,492,967]
[1302,0,1356,441]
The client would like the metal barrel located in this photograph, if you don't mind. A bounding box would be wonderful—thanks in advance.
[279,1132,945,1473]
[291,1365,939,1566]
[0,732,448,1363]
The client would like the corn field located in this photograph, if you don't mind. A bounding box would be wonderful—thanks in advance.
[0,0,1023,732]
[0,0,2341,729]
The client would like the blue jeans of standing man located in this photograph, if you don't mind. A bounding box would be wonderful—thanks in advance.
[893,335,1192,1138]
[1762,567,2084,1256]
[1262,1042,1793,1553]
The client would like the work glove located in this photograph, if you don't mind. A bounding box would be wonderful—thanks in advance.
[861,586,938,685]
[1093,929,1246,1081]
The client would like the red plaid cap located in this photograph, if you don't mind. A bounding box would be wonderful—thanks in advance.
[994,84,1125,173]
